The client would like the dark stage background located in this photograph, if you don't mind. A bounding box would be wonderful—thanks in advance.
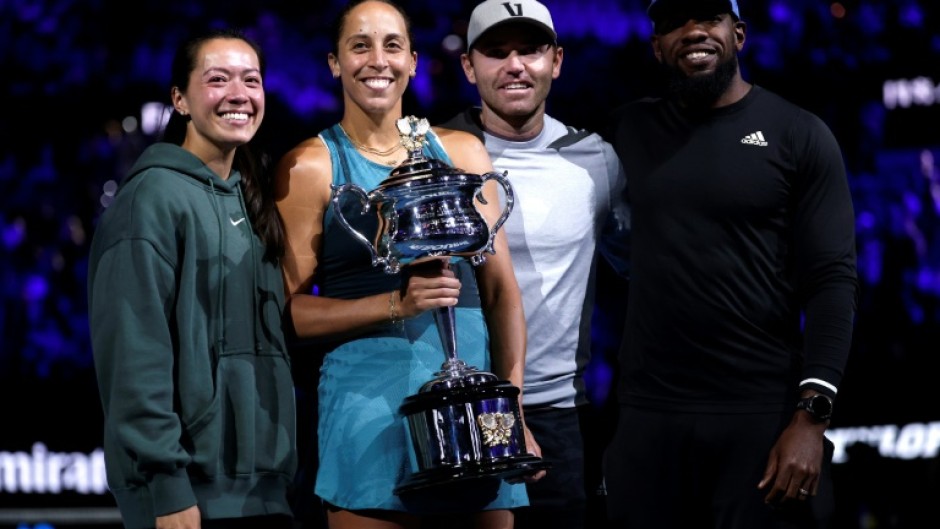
[2,1,939,528]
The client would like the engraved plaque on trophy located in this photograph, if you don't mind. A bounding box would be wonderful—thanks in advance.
[331,116,550,494]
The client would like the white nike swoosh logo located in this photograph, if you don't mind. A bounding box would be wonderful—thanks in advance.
[230,217,246,226]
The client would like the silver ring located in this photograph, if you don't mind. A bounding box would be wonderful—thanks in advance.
[799,488,810,496]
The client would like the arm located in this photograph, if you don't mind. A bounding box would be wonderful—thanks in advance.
[598,143,631,279]
[793,112,858,399]
[759,111,858,503]
[274,138,460,339]
[89,238,197,519]
[274,139,391,338]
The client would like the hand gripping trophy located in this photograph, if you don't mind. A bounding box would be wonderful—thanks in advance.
[332,116,549,494]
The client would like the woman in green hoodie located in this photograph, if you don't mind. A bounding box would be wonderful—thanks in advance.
[87,28,296,529]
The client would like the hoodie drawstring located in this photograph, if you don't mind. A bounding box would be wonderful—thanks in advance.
[208,180,226,358]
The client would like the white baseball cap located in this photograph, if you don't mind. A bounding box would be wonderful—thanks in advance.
[466,0,557,51]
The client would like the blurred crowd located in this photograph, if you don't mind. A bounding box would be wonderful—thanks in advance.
[2,1,940,527]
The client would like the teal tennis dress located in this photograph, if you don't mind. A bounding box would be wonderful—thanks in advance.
[312,124,528,513]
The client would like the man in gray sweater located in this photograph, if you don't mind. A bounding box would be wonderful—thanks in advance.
[442,1,630,527]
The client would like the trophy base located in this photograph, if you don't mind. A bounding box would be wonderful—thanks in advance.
[393,454,550,495]
[397,375,551,496]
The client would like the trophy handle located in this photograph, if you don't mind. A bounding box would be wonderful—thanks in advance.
[331,183,398,272]
[471,171,515,265]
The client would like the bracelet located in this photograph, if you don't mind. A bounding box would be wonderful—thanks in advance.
[389,291,402,324]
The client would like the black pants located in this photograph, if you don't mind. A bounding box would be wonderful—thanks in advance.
[604,406,835,529]
[514,406,592,529]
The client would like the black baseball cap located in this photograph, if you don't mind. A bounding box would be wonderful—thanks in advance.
[648,0,741,30]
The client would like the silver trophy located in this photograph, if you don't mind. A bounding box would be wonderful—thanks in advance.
[332,116,549,494]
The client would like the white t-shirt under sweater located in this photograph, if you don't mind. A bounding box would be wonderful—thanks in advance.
[483,115,629,408]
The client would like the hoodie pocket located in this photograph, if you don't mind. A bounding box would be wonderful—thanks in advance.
[217,349,297,476]
[182,376,223,480]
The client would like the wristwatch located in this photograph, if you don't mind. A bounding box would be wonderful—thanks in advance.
[796,394,833,422]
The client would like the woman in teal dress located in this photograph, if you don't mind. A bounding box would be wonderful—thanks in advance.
[274,1,536,528]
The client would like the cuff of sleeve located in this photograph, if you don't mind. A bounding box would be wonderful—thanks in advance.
[150,469,197,517]
[799,377,838,399]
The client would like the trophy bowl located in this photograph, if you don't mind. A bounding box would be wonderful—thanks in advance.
[331,149,513,274]
[331,116,549,495]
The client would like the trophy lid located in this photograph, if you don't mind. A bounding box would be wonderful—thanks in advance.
[380,116,473,186]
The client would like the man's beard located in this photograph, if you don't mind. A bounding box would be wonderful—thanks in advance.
[661,53,738,108]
